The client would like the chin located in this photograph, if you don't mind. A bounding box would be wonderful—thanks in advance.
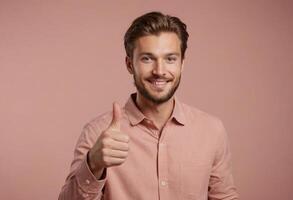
[145,92,174,104]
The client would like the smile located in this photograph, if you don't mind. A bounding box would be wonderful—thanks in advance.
[147,79,170,90]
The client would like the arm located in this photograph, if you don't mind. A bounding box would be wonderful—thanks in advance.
[208,120,239,200]
[58,124,106,200]
[59,103,129,200]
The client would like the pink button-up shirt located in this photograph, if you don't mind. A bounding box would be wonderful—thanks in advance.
[59,93,239,200]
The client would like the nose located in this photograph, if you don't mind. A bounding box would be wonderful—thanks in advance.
[152,59,166,76]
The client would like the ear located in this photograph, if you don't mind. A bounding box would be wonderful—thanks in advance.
[125,56,134,74]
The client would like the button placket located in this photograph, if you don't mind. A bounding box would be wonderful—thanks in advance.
[158,139,169,199]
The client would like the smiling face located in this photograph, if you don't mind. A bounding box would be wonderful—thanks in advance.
[126,32,184,104]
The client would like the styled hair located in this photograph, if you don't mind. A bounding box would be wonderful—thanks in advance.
[124,11,189,59]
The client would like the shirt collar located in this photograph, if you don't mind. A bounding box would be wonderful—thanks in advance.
[124,93,186,126]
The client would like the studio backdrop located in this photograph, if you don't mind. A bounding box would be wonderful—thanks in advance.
[0,1,292,199]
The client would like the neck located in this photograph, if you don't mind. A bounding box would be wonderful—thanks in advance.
[135,93,174,129]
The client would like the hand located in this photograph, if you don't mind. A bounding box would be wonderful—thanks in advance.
[88,102,129,178]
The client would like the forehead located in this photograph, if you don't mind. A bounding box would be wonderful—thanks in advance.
[134,32,181,55]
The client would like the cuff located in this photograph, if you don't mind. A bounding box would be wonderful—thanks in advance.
[75,157,106,194]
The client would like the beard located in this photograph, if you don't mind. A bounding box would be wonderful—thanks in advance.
[133,73,181,105]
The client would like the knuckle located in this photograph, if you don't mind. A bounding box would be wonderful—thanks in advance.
[103,130,111,138]
[101,138,111,148]
[122,152,128,158]
[102,156,107,163]
[125,135,130,141]
[101,139,107,147]
[101,148,107,155]
[103,157,110,165]
[101,130,108,137]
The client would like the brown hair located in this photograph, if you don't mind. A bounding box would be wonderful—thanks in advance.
[124,11,189,59]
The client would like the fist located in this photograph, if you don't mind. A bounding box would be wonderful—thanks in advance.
[88,102,130,175]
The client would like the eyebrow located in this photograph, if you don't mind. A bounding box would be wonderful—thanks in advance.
[138,52,181,57]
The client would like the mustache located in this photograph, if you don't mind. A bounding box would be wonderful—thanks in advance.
[147,75,172,81]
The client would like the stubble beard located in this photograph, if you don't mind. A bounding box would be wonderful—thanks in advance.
[133,73,181,105]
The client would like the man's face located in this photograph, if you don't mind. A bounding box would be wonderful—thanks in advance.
[127,32,184,104]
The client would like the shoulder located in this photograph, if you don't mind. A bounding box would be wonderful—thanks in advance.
[180,103,229,152]
[181,103,222,124]
[181,102,226,136]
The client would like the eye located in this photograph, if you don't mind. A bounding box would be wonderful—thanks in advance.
[141,56,153,63]
[166,56,177,63]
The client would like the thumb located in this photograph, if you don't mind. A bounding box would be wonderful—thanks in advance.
[109,102,121,131]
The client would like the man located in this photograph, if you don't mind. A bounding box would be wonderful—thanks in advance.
[59,11,239,200]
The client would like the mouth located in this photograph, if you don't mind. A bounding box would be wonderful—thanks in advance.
[147,78,171,90]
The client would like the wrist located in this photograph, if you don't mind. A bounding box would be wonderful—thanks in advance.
[87,152,105,179]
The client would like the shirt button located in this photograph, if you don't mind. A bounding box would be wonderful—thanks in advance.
[161,180,168,186]
[85,179,90,184]
[83,193,89,198]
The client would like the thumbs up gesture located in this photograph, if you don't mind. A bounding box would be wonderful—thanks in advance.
[88,102,129,178]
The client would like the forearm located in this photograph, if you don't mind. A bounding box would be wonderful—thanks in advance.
[58,158,106,200]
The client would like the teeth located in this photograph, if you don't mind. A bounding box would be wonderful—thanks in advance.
[153,81,166,85]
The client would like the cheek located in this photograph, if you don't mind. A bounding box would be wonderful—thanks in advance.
[133,70,149,83]
[136,67,153,78]
[169,68,182,78]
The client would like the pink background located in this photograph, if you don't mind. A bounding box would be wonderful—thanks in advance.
[1,0,292,199]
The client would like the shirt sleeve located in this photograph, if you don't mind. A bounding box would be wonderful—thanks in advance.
[58,123,106,200]
[208,120,239,200]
